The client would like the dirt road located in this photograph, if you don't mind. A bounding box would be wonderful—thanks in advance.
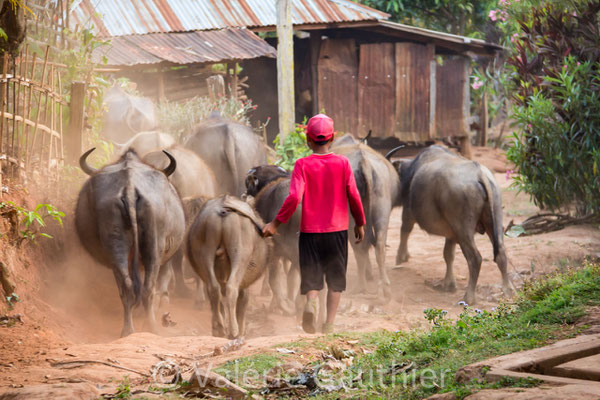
[1,149,599,395]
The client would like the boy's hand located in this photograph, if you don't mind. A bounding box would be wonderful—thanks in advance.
[354,225,365,244]
[262,220,281,237]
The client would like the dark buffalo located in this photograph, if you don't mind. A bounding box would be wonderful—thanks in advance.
[143,145,217,298]
[246,166,299,315]
[186,196,270,338]
[333,144,400,299]
[387,145,514,304]
[75,149,185,337]
[184,113,267,196]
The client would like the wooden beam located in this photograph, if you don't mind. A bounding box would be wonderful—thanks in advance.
[428,44,436,140]
[66,81,86,165]
[277,0,295,140]
[309,31,320,116]
[480,91,488,146]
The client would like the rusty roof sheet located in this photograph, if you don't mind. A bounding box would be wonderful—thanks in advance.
[70,0,389,37]
[93,28,277,66]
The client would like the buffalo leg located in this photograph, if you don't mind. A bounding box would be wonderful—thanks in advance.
[171,249,191,298]
[268,258,295,315]
[486,230,514,298]
[440,239,458,292]
[350,240,373,294]
[458,236,482,305]
[141,256,160,334]
[396,211,415,264]
[374,215,392,300]
[202,255,226,337]
[236,288,250,337]
[157,261,173,308]
[112,266,135,337]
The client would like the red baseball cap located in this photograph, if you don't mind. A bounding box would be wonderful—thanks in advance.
[306,114,334,141]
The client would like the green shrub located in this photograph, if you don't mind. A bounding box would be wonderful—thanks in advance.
[505,1,600,215]
[273,121,312,171]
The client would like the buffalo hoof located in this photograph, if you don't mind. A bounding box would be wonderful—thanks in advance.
[395,252,409,265]
[462,292,477,307]
[502,284,515,299]
[425,279,457,293]
[212,326,227,338]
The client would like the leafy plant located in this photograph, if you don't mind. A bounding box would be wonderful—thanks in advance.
[5,292,20,309]
[273,120,313,171]
[505,1,600,215]
[0,202,64,242]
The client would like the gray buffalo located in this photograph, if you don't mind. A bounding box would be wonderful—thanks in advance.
[387,145,514,305]
[102,86,157,143]
[333,144,400,300]
[143,145,217,298]
[75,149,185,337]
[185,113,267,196]
[186,196,270,338]
[245,165,299,315]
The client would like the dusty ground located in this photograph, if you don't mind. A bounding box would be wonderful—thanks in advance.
[0,147,599,397]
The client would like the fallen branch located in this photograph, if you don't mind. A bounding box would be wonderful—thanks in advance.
[50,359,150,377]
[506,213,600,236]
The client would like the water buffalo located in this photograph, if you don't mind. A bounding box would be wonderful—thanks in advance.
[186,195,270,338]
[333,144,400,300]
[102,86,157,143]
[75,149,185,337]
[184,113,267,196]
[143,146,217,298]
[387,145,514,305]
[245,165,299,315]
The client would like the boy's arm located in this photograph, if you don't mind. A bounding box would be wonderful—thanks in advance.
[262,161,305,237]
[346,161,366,227]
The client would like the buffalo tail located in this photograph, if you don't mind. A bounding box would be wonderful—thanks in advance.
[479,171,501,262]
[125,185,142,305]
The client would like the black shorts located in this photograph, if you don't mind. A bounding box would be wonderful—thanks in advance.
[299,230,348,294]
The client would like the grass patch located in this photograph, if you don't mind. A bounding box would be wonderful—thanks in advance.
[215,262,600,399]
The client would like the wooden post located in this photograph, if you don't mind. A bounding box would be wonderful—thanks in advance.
[232,62,238,100]
[66,81,85,165]
[480,91,488,146]
[206,75,225,100]
[158,70,166,105]
[277,0,295,141]
[309,31,320,116]
[428,44,436,140]
[459,56,472,159]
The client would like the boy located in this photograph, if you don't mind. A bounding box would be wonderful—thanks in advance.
[262,114,365,334]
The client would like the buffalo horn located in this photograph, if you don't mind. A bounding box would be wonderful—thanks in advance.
[360,130,372,143]
[162,150,177,177]
[79,148,98,176]
[385,145,405,161]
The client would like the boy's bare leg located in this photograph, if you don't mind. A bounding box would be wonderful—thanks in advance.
[303,290,319,334]
[326,290,341,324]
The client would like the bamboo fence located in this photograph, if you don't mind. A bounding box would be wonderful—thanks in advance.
[0,44,66,186]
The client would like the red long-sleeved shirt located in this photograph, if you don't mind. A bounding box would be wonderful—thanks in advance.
[275,153,366,233]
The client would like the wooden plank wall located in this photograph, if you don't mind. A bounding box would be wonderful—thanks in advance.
[435,56,469,138]
[317,39,358,134]
[357,43,395,138]
[394,42,434,141]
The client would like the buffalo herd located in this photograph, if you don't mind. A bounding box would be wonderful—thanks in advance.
[74,111,513,338]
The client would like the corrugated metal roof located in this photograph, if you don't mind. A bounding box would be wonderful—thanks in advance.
[93,28,277,66]
[70,0,389,37]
